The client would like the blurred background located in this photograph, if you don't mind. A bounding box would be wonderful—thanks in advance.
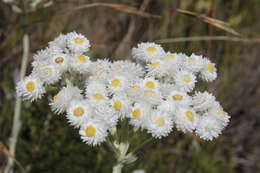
[0,0,259,173]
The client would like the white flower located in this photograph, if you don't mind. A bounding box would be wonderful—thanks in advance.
[146,110,173,138]
[173,107,198,133]
[146,59,168,77]
[66,99,92,128]
[128,103,151,129]
[167,90,191,107]
[16,75,45,101]
[200,58,217,82]
[195,115,222,140]
[88,59,112,82]
[70,54,91,74]
[49,53,69,72]
[108,76,128,94]
[183,54,204,73]
[85,81,109,105]
[67,32,90,53]
[48,33,68,49]
[163,52,185,75]
[50,86,83,114]
[111,94,131,118]
[174,70,196,92]
[142,77,159,90]
[192,91,216,112]
[33,64,61,84]
[132,42,165,62]
[79,120,108,146]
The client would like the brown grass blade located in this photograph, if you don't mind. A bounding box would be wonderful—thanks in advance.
[66,2,161,19]
[176,9,241,36]
[155,36,260,43]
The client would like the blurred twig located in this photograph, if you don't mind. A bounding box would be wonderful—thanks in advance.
[0,142,26,173]
[155,36,260,43]
[64,2,161,19]
[176,9,241,37]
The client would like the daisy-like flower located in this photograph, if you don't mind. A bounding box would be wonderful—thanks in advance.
[108,76,128,94]
[167,90,191,107]
[86,81,109,105]
[67,32,90,53]
[173,107,198,133]
[111,94,131,118]
[49,53,69,72]
[66,100,92,128]
[200,58,217,82]
[132,42,165,62]
[141,89,162,105]
[48,33,68,49]
[183,54,204,73]
[70,54,91,74]
[88,59,112,82]
[128,103,151,129]
[195,115,222,140]
[209,103,230,127]
[142,77,159,90]
[146,59,168,77]
[33,64,61,84]
[192,91,216,112]
[50,86,83,114]
[174,70,196,92]
[16,75,45,101]
[146,110,173,138]
[79,120,108,146]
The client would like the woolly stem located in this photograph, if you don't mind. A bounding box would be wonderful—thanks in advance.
[4,34,30,173]
[112,164,123,173]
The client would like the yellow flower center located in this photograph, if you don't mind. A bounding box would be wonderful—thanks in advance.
[184,111,194,121]
[74,37,84,44]
[145,81,155,89]
[53,95,59,102]
[172,94,183,100]
[219,108,225,116]
[132,109,141,119]
[151,61,161,68]
[25,81,36,92]
[114,100,122,110]
[188,58,196,64]
[144,91,155,96]
[146,46,157,53]
[55,57,64,64]
[76,55,87,63]
[131,86,140,92]
[43,67,53,73]
[154,117,165,127]
[85,125,96,137]
[111,79,121,87]
[207,64,214,73]
[182,74,191,83]
[166,54,176,59]
[92,93,104,100]
[73,107,85,117]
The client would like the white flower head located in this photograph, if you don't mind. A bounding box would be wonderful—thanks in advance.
[49,53,69,72]
[200,58,217,82]
[88,59,112,82]
[174,70,196,92]
[195,115,222,140]
[183,54,204,73]
[174,107,198,133]
[16,75,45,101]
[167,90,191,107]
[50,86,83,114]
[70,54,91,74]
[33,64,61,84]
[111,94,131,118]
[128,103,151,129]
[146,59,168,77]
[146,110,173,138]
[66,99,92,128]
[79,120,108,146]
[108,75,128,94]
[192,91,216,112]
[132,42,165,62]
[67,32,90,53]
[48,33,68,49]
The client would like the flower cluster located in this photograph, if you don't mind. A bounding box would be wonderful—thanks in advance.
[16,32,230,146]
